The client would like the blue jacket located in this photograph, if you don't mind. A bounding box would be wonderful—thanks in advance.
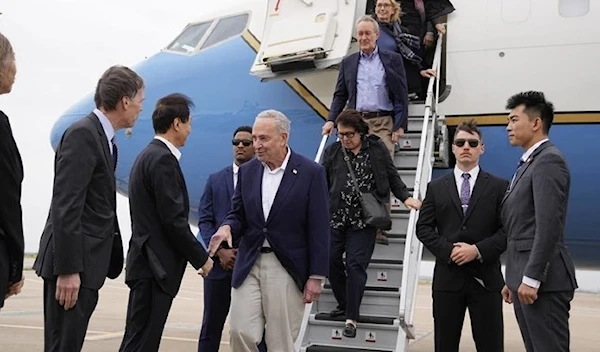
[223,150,330,291]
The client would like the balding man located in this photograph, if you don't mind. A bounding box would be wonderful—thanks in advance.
[209,110,330,352]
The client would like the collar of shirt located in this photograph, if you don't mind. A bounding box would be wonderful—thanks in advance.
[153,136,182,161]
[453,165,480,182]
[360,46,379,60]
[93,108,115,151]
[262,147,291,174]
[232,162,239,175]
[521,138,549,163]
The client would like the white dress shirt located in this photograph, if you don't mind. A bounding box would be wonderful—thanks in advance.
[233,163,240,189]
[259,148,324,282]
[261,148,291,247]
[453,165,480,198]
[154,136,182,161]
[519,138,549,290]
[454,165,483,264]
[93,109,115,154]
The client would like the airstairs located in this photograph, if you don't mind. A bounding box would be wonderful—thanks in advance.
[295,34,447,352]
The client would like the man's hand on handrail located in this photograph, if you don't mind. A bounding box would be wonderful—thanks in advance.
[322,121,334,136]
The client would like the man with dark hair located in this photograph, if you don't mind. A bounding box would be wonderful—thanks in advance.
[502,91,577,352]
[119,93,213,352]
[417,119,508,352]
[34,65,144,351]
[197,125,266,352]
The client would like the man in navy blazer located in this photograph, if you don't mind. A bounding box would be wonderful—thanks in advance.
[208,110,330,352]
[197,126,266,352]
[322,15,409,159]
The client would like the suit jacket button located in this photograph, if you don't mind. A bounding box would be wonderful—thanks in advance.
[462,226,467,230]
[263,228,267,233]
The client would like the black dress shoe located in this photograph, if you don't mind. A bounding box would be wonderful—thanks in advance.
[329,308,345,317]
[343,323,356,338]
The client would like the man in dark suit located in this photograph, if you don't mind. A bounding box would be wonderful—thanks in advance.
[501,91,578,352]
[416,119,508,352]
[33,65,143,351]
[0,32,25,308]
[197,125,266,352]
[322,14,408,157]
[322,14,408,245]
[208,110,330,352]
[119,94,213,352]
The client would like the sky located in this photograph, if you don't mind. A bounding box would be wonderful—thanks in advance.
[0,0,236,253]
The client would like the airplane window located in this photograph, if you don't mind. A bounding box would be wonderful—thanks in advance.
[167,21,213,53]
[559,0,589,18]
[200,14,249,50]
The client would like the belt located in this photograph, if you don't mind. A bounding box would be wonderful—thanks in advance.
[359,110,393,119]
[260,247,274,253]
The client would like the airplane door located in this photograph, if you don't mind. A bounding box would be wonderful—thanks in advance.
[250,0,365,80]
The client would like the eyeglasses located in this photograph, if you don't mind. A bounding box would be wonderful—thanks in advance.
[232,139,252,147]
[454,139,480,148]
[337,131,356,139]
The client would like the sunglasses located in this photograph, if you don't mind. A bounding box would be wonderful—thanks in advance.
[232,139,252,147]
[454,138,480,148]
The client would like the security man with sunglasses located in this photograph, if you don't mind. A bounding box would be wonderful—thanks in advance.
[416,119,509,352]
[197,126,266,352]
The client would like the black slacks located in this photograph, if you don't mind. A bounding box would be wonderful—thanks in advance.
[433,278,504,352]
[119,279,174,352]
[328,226,377,321]
[43,278,99,352]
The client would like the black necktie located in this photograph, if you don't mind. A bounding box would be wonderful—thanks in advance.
[111,137,118,171]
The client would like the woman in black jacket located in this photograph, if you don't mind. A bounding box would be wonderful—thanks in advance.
[322,109,421,337]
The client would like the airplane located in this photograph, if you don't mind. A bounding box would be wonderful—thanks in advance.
[49,0,600,276]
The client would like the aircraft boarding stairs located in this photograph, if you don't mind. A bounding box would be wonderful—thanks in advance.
[294,37,447,352]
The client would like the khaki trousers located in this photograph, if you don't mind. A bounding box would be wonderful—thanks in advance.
[363,115,395,162]
[229,252,305,352]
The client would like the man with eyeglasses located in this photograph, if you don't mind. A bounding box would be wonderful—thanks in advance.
[416,119,508,352]
[197,125,266,352]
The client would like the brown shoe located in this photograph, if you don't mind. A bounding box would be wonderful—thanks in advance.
[376,230,389,245]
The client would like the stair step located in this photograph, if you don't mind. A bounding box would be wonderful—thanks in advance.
[318,286,400,318]
[389,212,409,236]
[306,344,393,352]
[304,314,399,350]
[372,237,405,261]
[394,151,419,168]
[395,169,416,189]
[365,259,403,288]
[397,133,422,150]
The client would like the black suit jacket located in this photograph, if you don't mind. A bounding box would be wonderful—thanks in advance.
[125,139,208,297]
[416,170,509,291]
[328,50,409,132]
[34,113,123,290]
[0,111,24,283]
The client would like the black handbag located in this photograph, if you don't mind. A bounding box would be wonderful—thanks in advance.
[341,146,392,230]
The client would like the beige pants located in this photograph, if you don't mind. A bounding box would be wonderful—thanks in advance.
[364,115,395,161]
[229,252,305,352]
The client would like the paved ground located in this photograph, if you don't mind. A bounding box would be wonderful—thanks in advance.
[1,264,599,351]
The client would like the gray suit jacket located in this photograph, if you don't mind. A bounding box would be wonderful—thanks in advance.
[501,141,577,292]
[34,113,124,290]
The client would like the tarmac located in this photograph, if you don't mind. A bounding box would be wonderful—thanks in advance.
[1,258,599,351]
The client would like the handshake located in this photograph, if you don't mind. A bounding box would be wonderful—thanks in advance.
[199,225,236,278]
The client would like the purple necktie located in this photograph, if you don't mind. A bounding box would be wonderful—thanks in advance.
[460,173,471,214]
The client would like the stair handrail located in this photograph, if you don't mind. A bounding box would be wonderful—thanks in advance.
[396,32,444,350]
[294,133,329,351]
